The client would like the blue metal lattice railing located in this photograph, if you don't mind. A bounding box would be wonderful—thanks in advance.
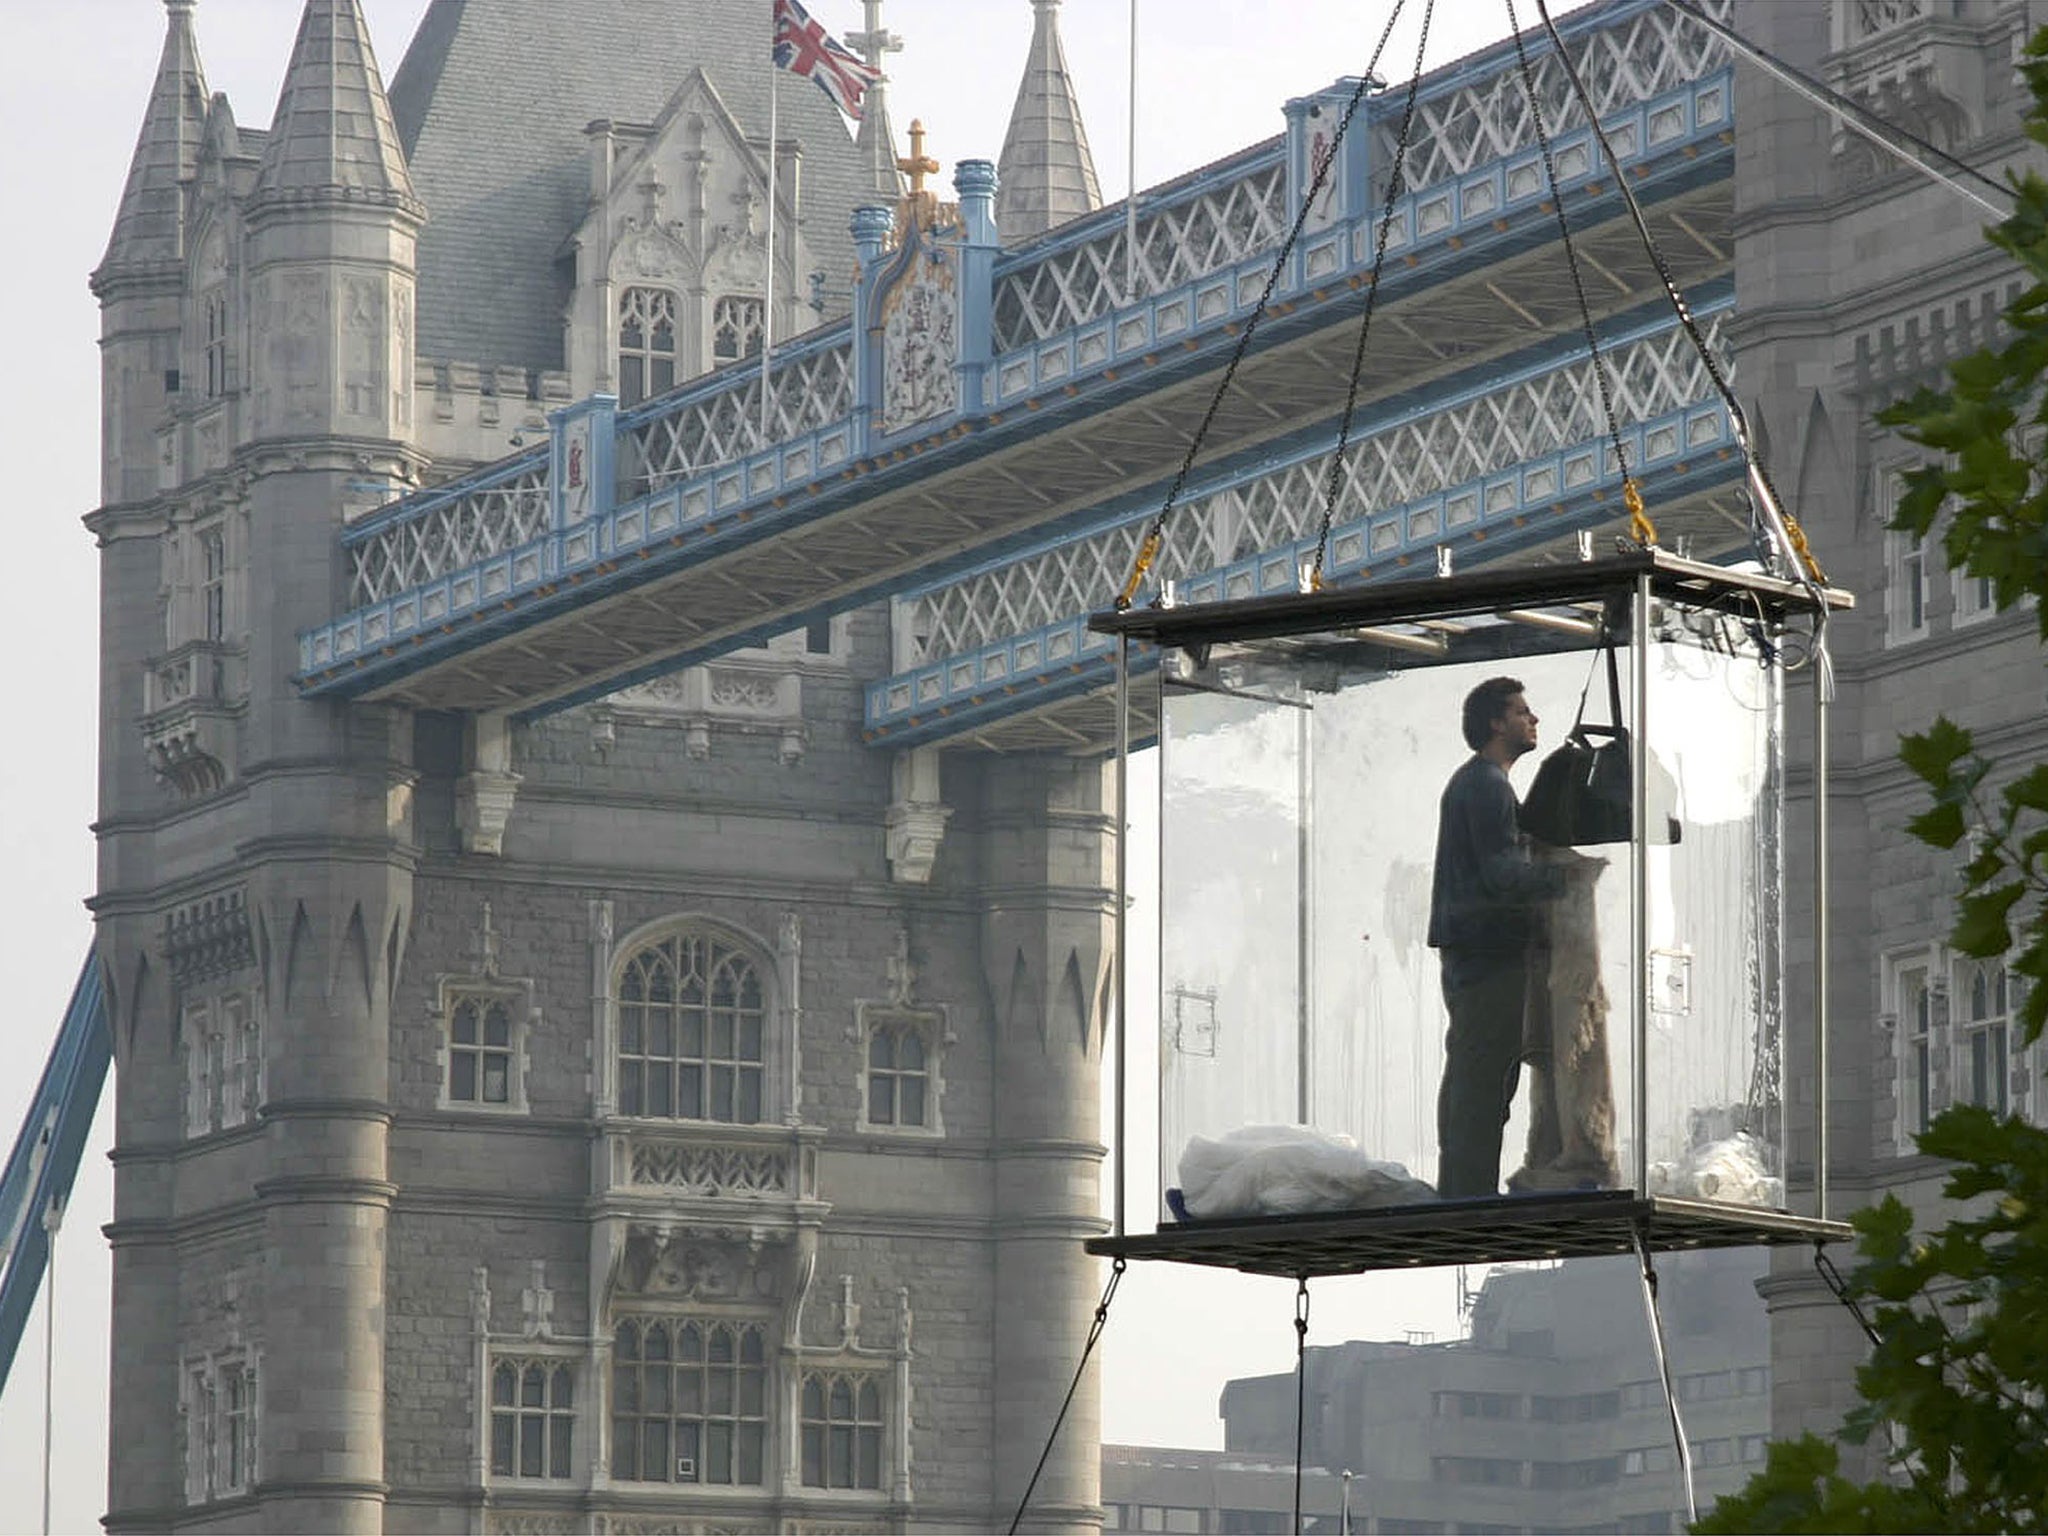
[299,0,1732,692]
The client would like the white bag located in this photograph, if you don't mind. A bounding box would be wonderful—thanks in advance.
[1177,1124,1435,1219]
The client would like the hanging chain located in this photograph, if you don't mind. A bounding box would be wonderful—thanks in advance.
[1007,1256,1127,1535]
[1116,2,1413,608]
[1307,0,1437,590]
[1503,0,1654,549]
[1292,1276,1313,1535]
[1531,0,1825,581]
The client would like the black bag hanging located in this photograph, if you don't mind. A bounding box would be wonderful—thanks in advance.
[1520,637,1681,848]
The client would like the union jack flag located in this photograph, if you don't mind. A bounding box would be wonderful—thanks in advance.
[772,0,882,123]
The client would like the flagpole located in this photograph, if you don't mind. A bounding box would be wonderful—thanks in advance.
[1126,0,1139,301]
[762,35,780,443]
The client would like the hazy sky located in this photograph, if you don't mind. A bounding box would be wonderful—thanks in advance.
[0,2,1596,1529]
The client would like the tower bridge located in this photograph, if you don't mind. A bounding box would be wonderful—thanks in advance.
[296,0,1734,724]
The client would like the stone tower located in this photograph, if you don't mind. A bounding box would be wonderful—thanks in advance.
[90,1,1110,1532]
[1728,0,2048,1454]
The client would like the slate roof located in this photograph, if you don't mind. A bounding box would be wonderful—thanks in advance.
[386,0,874,372]
[995,0,1101,245]
[95,0,209,287]
[252,0,420,217]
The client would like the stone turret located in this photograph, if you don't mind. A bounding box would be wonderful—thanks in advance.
[91,0,208,505]
[245,0,423,449]
[995,0,1102,244]
[96,3,424,1531]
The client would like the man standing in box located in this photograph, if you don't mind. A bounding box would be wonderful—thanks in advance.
[1427,676,1567,1198]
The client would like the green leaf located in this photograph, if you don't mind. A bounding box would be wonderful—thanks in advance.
[2006,765,2048,815]
[1908,802,1970,850]
[1901,719,1978,785]
[1953,881,2028,957]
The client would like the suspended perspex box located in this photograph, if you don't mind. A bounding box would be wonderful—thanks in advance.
[1089,551,1855,1277]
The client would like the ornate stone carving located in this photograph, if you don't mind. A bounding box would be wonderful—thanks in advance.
[595,661,807,763]
[456,713,521,856]
[628,1138,794,1196]
[616,1227,793,1304]
[876,239,958,438]
[164,888,254,987]
[885,746,950,885]
[706,668,779,710]
[141,640,245,798]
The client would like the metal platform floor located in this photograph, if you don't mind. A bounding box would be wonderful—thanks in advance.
[1086,1191,1853,1279]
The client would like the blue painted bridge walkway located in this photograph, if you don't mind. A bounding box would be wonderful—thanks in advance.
[298,0,1738,746]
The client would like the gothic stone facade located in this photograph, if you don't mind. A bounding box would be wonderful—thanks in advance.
[90,3,1106,1532]
[1732,0,2048,1449]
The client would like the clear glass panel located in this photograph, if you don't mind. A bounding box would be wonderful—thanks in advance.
[1641,622,1786,1211]
[1156,611,1644,1220]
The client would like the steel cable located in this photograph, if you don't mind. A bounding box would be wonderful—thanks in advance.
[1308,0,1437,589]
[1116,3,1413,608]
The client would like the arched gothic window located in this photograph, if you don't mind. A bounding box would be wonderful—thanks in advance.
[711,295,764,365]
[203,290,230,399]
[800,1371,884,1488]
[619,287,679,407]
[616,928,767,1123]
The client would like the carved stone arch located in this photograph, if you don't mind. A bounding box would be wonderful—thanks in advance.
[280,901,313,1013]
[188,211,231,292]
[1058,950,1089,1052]
[336,903,374,1017]
[998,947,1039,1043]
[1792,389,1845,532]
[608,224,693,288]
[609,910,782,996]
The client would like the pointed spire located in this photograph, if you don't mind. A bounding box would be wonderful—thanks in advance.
[848,0,906,202]
[94,0,209,287]
[995,0,1102,245]
[250,0,421,217]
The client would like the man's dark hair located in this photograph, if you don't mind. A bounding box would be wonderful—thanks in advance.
[1461,676,1526,751]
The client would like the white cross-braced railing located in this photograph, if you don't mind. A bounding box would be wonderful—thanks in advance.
[990,152,1289,353]
[348,453,553,608]
[903,308,1730,664]
[618,334,853,500]
[1384,0,1730,192]
[986,0,1727,355]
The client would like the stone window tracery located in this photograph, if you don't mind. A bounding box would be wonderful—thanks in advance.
[490,1358,575,1480]
[616,930,766,1123]
[712,295,764,365]
[436,977,533,1115]
[449,994,515,1105]
[610,1316,769,1484]
[619,286,679,407]
[1959,958,2009,1116]
[799,1370,884,1489]
[856,997,947,1136]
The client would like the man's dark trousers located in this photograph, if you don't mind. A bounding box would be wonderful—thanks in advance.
[1436,958,1529,1198]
